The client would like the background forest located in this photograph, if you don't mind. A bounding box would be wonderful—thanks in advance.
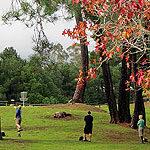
[0,46,121,105]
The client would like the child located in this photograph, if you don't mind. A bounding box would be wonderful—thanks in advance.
[137,115,144,143]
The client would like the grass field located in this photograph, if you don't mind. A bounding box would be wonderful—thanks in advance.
[0,103,150,150]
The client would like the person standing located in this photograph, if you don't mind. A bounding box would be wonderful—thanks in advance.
[83,111,93,142]
[137,115,145,143]
[14,105,23,137]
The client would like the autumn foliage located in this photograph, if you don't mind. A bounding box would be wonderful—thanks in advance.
[63,0,150,92]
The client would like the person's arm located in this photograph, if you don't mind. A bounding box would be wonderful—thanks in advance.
[15,109,18,119]
[84,116,86,123]
[137,120,140,127]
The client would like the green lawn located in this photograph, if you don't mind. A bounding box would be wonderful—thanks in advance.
[0,103,150,150]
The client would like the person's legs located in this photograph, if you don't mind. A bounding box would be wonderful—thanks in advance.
[139,128,144,143]
[16,119,22,137]
[83,133,86,141]
[89,133,92,142]
[141,136,143,143]
[18,131,21,137]
[16,119,21,130]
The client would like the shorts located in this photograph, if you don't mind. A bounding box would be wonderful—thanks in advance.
[138,128,144,137]
[84,126,92,134]
[16,119,21,125]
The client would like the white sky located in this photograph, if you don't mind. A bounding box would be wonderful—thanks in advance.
[0,0,76,59]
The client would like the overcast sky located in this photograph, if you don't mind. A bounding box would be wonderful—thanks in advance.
[0,0,75,59]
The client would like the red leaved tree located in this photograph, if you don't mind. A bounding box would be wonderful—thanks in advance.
[68,0,150,90]
[72,9,89,103]
[64,0,150,126]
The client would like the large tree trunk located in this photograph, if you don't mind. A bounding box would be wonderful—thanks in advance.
[130,19,149,128]
[72,11,88,103]
[96,29,119,123]
[131,89,146,129]
[130,49,146,129]
[118,46,131,123]
[101,59,119,123]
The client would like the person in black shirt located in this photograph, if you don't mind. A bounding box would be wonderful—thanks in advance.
[83,111,93,142]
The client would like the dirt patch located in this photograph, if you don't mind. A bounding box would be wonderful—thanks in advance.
[46,114,82,121]
[119,123,131,129]
[106,130,137,143]
[144,126,150,136]
[144,102,150,107]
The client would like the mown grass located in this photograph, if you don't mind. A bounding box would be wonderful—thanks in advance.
[0,103,150,150]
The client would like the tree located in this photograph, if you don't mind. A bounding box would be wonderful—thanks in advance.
[70,0,150,91]
[97,30,119,123]
[2,0,66,60]
[118,45,131,123]
[101,56,119,123]
[130,50,146,128]
[21,54,68,104]
[84,71,107,105]
[62,2,89,103]
[64,14,119,123]
[33,41,69,67]
[0,47,25,103]
[64,0,149,124]
[72,7,89,103]
[66,44,81,68]
[84,51,121,105]
[3,0,90,103]
[59,63,79,99]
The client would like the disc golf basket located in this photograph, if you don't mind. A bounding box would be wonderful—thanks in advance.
[20,92,28,107]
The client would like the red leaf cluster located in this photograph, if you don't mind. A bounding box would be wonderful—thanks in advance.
[64,0,150,90]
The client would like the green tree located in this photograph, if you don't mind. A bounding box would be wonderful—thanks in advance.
[84,72,107,105]
[59,63,79,99]
[0,47,25,103]
[2,0,90,104]
[66,44,81,68]
[21,54,68,104]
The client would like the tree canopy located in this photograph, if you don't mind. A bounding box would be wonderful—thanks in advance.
[63,0,150,93]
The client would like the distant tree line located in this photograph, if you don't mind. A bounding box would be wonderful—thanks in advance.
[0,46,121,105]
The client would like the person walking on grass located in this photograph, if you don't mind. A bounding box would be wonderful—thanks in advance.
[137,115,144,144]
[14,105,23,137]
[83,111,93,142]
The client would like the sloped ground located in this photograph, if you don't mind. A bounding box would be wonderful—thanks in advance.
[43,103,108,113]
